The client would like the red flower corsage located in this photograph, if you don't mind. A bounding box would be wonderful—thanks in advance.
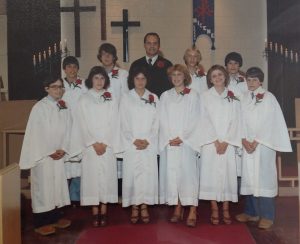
[196,68,205,77]
[73,79,82,89]
[111,69,119,78]
[225,90,240,102]
[236,76,244,83]
[255,93,264,105]
[102,91,112,101]
[156,60,165,68]
[180,87,191,96]
[57,99,67,110]
[141,93,156,107]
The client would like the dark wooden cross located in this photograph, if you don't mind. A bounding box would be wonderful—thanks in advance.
[111,9,141,62]
[61,0,96,57]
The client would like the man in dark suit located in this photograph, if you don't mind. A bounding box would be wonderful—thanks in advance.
[129,32,173,97]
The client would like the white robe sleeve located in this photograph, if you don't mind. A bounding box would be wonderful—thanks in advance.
[255,93,292,152]
[19,104,55,169]
[158,92,171,152]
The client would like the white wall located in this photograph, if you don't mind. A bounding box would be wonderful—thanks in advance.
[0,0,8,95]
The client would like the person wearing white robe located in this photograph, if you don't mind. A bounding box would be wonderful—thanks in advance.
[159,64,200,227]
[224,52,248,191]
[19,76,71,235]
[120,67,159,224]
[183,46,208,95]
[62,56,88,203]
[236,67,292,229]
[199,65,242,225]
[70,66,119,227]
[97,43,129,193]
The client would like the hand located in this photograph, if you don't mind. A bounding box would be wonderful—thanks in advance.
[93,142,107,155]
[169,137,183,146]
[214,140,221,154]
[242,139,257,154]
[50,150,65,160]
[134,139,149,150]
[218,142,228,155]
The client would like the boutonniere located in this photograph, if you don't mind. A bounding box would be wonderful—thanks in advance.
[255,93,264,105]
[156,60,165,68]
[180,87,191,96]
[111,69,119,79]
[57,100,67,110]
[141,94,156,107]
[236,76,244,83]
[73,79,82,89]
[101,91,112,102]
[196,68,205,77]
[225,90,240,102]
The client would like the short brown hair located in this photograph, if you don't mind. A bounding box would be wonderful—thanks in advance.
[167,64,191,86]
[206,65,229,88]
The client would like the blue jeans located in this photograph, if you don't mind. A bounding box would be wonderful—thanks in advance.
[244,195,275,221]
[69,177,81,201]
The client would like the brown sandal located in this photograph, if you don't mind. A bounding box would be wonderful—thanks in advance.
[140,205,150,224]
[130,205,139,224]
[210,208,219,225]
[223,208,232,225]
[170,207,184,223]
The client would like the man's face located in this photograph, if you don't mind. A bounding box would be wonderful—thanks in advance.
[64,64,78,79]
[144,35,160,57]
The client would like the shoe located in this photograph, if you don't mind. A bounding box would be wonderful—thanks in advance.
[92,214,100,227]
[170,207,184,223]
[140,205,150,224]
[99,214,107,227]
[222,209,232,225]
[210,208,219,225]
[34,225,56,236]
[130,205,139,224]
[52,218,71,229]
[235,213,259,223]
[186,208,197,227]
[258,218,273,229]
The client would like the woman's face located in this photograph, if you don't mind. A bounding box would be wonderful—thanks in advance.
[45,79,64,100]
[185,50,199,68]
[226,60,240,75]
[100,50,115,67]
[134,73,147,90]
[92,73,106,91]
[210,69,226,88]
[171,70,185,88]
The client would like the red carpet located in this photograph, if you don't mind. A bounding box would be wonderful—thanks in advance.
[76,203,255,244]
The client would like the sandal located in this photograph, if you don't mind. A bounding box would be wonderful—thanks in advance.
[223,208,232,225]
[130,205,139,224]
[99,214,107,227]
[186,208,197,227]
[140,205,150,224]
[170,206,184,223]
[92,214,100,227]
[210,208,219,225]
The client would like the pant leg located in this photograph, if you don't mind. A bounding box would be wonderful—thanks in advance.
[33,208,61,228]
[69,177,81,201]
[258,196,275,221]
[244,195,259,217]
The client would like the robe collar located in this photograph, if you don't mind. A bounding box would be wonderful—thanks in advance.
[89,88,105,99]
[210,86,228,98]
[130,88,151,101]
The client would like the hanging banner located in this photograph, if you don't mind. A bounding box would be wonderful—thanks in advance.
[193,0,215,50]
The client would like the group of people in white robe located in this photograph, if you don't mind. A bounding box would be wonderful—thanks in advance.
[19,36,292,235]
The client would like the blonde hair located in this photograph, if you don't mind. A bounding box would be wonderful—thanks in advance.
[167,64,192,86]
[183,46,202,65]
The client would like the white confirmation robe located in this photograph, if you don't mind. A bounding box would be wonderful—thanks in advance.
[70,89,119,205]
[120,89,159,207]
[19,97,71,213]
[240,87,292,197]
[159,88,200,206]
[199,87,242,202]
[62,77,88,179]
[188,73,208,95]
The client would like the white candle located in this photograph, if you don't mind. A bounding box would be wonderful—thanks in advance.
[33,55,36,66]
[48,47,51,56]
[43,50,46,60]
[290,50,293,62]
[285,48,288,58]
[275,43,278,53]
[269,42,273,51]
[296,53,298,63]
[54,43,57,53]
[38,52,41,63]
[280,45,283,55]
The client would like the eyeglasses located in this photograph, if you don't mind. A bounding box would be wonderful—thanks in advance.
[48,85,64,90]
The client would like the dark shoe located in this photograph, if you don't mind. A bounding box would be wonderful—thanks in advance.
[99,214,107,227]
[34,225,56,236]
[130,205,139,224]
[141,205,150,224]
[92,214,100,227]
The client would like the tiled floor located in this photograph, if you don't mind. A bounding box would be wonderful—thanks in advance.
[21,197,299,244]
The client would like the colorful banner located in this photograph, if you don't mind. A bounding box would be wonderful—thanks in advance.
[193,0,215,50]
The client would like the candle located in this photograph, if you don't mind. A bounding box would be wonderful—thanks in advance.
[54,43,57,53]
[48,47,51,57]
[275,43,278,53]
[296,52,298,63]
[43,50,46,60]
[269,42,273,51]
[280,45,283,55]
[38,52,42,63]
[285,48,288,58]
[290,50,293,62]
[33,54,36,66]
[60,41,62,51]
